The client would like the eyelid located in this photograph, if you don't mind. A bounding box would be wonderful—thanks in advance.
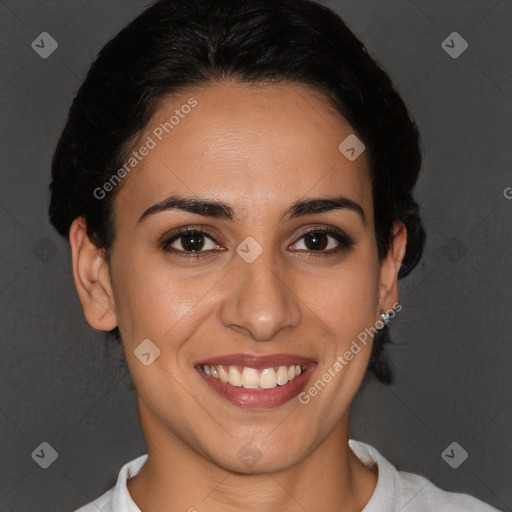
[294,225,351,241]
[160,225,226,246]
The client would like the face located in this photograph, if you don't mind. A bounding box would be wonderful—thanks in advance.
[71,80,405,474]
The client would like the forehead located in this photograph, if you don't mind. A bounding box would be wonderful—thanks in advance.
[114,81,372,225]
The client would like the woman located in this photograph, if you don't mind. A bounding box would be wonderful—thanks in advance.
[48,0,500,510]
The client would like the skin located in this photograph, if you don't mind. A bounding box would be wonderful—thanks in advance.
[69,81,407,512]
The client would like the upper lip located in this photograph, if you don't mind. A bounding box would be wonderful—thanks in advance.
[195,353,317,369]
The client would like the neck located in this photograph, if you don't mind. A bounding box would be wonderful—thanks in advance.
[127,401,378,512]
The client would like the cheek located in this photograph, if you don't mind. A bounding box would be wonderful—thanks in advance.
[298,247,380,343]
[111,251,223,341]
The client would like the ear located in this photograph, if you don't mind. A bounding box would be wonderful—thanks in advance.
[69,217,118,332]
[377,220,407,313]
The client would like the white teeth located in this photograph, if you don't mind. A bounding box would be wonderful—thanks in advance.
[203,364,307,389]
[228,367,243,386]
[242,367,260,389]
[260,368,277,389]
[276,366,289,386]
[218,365,229,383]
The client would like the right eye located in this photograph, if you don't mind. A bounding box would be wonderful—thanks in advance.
[161,228,223,258]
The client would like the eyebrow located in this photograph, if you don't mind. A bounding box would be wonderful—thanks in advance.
[138,194,366,224]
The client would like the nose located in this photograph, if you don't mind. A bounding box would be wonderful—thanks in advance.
[219,248,301,342]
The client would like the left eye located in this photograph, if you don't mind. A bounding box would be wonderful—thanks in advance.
[290,231,340,252]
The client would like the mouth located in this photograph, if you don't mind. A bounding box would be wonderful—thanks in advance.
[194,353,317,409]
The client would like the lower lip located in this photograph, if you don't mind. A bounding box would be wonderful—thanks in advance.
[196,364,317,409]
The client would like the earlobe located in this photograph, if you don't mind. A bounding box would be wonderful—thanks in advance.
[69,217,118,332]
[378,221,407,312]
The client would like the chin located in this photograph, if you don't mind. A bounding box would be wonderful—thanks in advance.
[200,436,310,475]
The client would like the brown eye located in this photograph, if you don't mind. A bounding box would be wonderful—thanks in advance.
[179,232,206,251]
[290,227,355,254]
[303,232,329,251]
[162,229,220,255]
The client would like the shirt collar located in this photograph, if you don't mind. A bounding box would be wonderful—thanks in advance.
[349,439,396,511]
[111,440,395,511]
[112,453,147,512]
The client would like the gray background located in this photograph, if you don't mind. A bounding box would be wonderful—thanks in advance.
[0,0,511,510]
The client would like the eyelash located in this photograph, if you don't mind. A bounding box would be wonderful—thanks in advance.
[160,226,355,259]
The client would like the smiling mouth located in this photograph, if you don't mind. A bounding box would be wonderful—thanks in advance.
[194,353,317,408]
[200,364,308,390]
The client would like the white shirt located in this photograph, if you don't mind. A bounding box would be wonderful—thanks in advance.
[74,439,500,511]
